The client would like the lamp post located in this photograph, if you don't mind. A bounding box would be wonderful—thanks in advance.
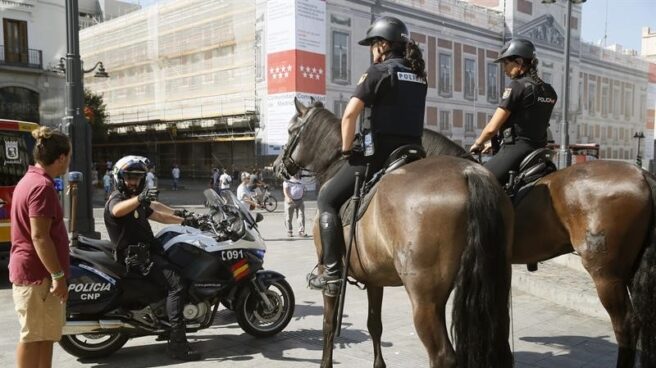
[62,0,107,237]
[542,0,586,169]
[634,131,645,167]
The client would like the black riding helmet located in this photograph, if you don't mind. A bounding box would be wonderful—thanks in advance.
[358,16,409,46]
[494,38,536,63]
[113,155,148,196]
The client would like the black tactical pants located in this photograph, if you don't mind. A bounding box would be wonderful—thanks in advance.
[147,253,187,340]
[484,139,542,185]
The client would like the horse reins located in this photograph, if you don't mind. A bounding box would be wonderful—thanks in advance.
[279,106,321,178]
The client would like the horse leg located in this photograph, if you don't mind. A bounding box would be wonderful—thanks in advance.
[367,286,386,368]
[405,283,455,368]
[589,275,637,368]
[320,293,338,368]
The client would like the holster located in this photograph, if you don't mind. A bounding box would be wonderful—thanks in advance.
[124,242,154,276]
[502,127,516,145]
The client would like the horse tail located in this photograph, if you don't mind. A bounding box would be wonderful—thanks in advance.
[631,172,656,367]
[452,166,513,368]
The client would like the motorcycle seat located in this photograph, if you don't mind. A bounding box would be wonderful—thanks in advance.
[78,236,115,255]
[71,247,128,279]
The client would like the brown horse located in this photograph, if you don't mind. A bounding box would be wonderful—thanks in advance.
[273,99,514,368]
[421,130,656,368]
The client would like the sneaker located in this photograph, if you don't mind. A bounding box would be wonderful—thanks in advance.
[299,231,307,237]
[287,231,293,237]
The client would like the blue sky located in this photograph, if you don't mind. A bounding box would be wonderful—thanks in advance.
[130,0,656,52]
[580,0,656,52]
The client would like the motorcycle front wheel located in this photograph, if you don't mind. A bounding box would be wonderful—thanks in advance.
[236,279,294,337]
[263,195,277,212]
[59,332,129,359]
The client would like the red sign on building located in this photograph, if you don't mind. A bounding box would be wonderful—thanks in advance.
[267,50,325,95]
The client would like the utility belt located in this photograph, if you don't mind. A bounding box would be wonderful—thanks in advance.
[500,126,516,145]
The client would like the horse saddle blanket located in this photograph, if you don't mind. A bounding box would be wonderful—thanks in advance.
[509,148,557,205]
[340,144,426,227]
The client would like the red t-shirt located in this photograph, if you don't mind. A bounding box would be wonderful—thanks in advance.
[9,166,70,284]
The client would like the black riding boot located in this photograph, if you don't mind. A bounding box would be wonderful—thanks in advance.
[308,212,345,297]
[168,327,201,361]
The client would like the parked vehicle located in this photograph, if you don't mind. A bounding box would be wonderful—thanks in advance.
[59,189,294,358]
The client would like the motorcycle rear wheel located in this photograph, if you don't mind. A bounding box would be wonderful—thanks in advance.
[59,332,129,359]
[236,279,294,337]
[263,195,277,212]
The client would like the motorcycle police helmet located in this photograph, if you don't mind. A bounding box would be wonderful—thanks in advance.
[358,16,410,46]
[494,38,536,63]
[113,155,149,196]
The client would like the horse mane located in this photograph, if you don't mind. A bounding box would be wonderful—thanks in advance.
[421,129,475,160]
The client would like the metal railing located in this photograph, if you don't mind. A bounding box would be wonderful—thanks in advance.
[0,46,43,69]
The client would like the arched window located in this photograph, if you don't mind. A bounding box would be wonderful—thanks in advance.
[0,86,40,122]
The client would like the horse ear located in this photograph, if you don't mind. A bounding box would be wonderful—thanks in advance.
[294,97,308,117]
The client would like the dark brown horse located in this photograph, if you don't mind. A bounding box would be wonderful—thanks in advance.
[273,99,515,368]
[421,130,656,368]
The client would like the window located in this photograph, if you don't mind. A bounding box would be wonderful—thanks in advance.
[464,58,476,100]
[612,87,620,118]
[601,85,609,117]
[3,18,29,64]
[332,31,350,84]
[588,82,596,115]
[333,100,347,118]
[439,111,450,131]
[465,113,474,133]
[624,89,633,119]
[255,30,264,81]
[439,53,452,97]
[487,63,498,103]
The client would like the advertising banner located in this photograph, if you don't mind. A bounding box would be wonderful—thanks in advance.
[264,0,326,155]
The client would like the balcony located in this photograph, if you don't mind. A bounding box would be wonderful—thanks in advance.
[0,46,43,69]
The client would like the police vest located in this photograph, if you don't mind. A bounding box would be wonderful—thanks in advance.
[506,76,557,145]
[369,59,427,138]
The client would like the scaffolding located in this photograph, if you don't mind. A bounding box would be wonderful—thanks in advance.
[80,0,257,125]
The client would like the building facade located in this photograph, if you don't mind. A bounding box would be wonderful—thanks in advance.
[0,0,67,127]
[81,0,654,175]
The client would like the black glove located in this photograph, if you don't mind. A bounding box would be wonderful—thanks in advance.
[173,209,192,218]
[138,188,159,206]
[181,216,199,228]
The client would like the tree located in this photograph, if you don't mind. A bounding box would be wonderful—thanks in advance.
[84,88,109,142]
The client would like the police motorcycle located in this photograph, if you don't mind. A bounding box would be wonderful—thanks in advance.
[60,183,295,359]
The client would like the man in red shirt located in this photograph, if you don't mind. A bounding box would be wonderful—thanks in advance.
[10,127,71,368]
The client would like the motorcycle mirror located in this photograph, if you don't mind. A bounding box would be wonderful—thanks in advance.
[255,213,264,223]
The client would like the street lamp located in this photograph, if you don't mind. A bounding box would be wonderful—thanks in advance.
[542,0,586,169]
[61,0,106,238]
[634,131,645,167]
[56,57,109,78]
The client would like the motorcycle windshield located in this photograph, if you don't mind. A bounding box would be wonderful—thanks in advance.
[203,189,256,226]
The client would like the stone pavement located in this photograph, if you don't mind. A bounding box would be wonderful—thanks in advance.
[0,180,623,367]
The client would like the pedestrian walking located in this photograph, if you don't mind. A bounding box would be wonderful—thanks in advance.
[9,126,71,368]
[103,170,112,200]
[171,164,181,191]
[219,169,232,190]
[283,172,307,237]
[146,167,157,189]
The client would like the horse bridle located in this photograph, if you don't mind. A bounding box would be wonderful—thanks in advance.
[279,106,321,178]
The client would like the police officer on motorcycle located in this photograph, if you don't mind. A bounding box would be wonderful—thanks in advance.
[103,155,201,361]
[308,16,428,296]
[469,38,558,185]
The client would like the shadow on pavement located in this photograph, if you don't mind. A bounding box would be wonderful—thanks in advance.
[515,335,619,366]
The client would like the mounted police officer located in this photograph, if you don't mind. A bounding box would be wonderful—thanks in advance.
[104,155,201,361]
[470,38,558,185]
[308,16,427,296]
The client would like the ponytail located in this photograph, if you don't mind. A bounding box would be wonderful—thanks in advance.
[526,58,544,86]
[404,40,427,80]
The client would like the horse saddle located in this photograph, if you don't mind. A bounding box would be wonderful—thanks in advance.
[506,148,557,204]
[340,144,426,227]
